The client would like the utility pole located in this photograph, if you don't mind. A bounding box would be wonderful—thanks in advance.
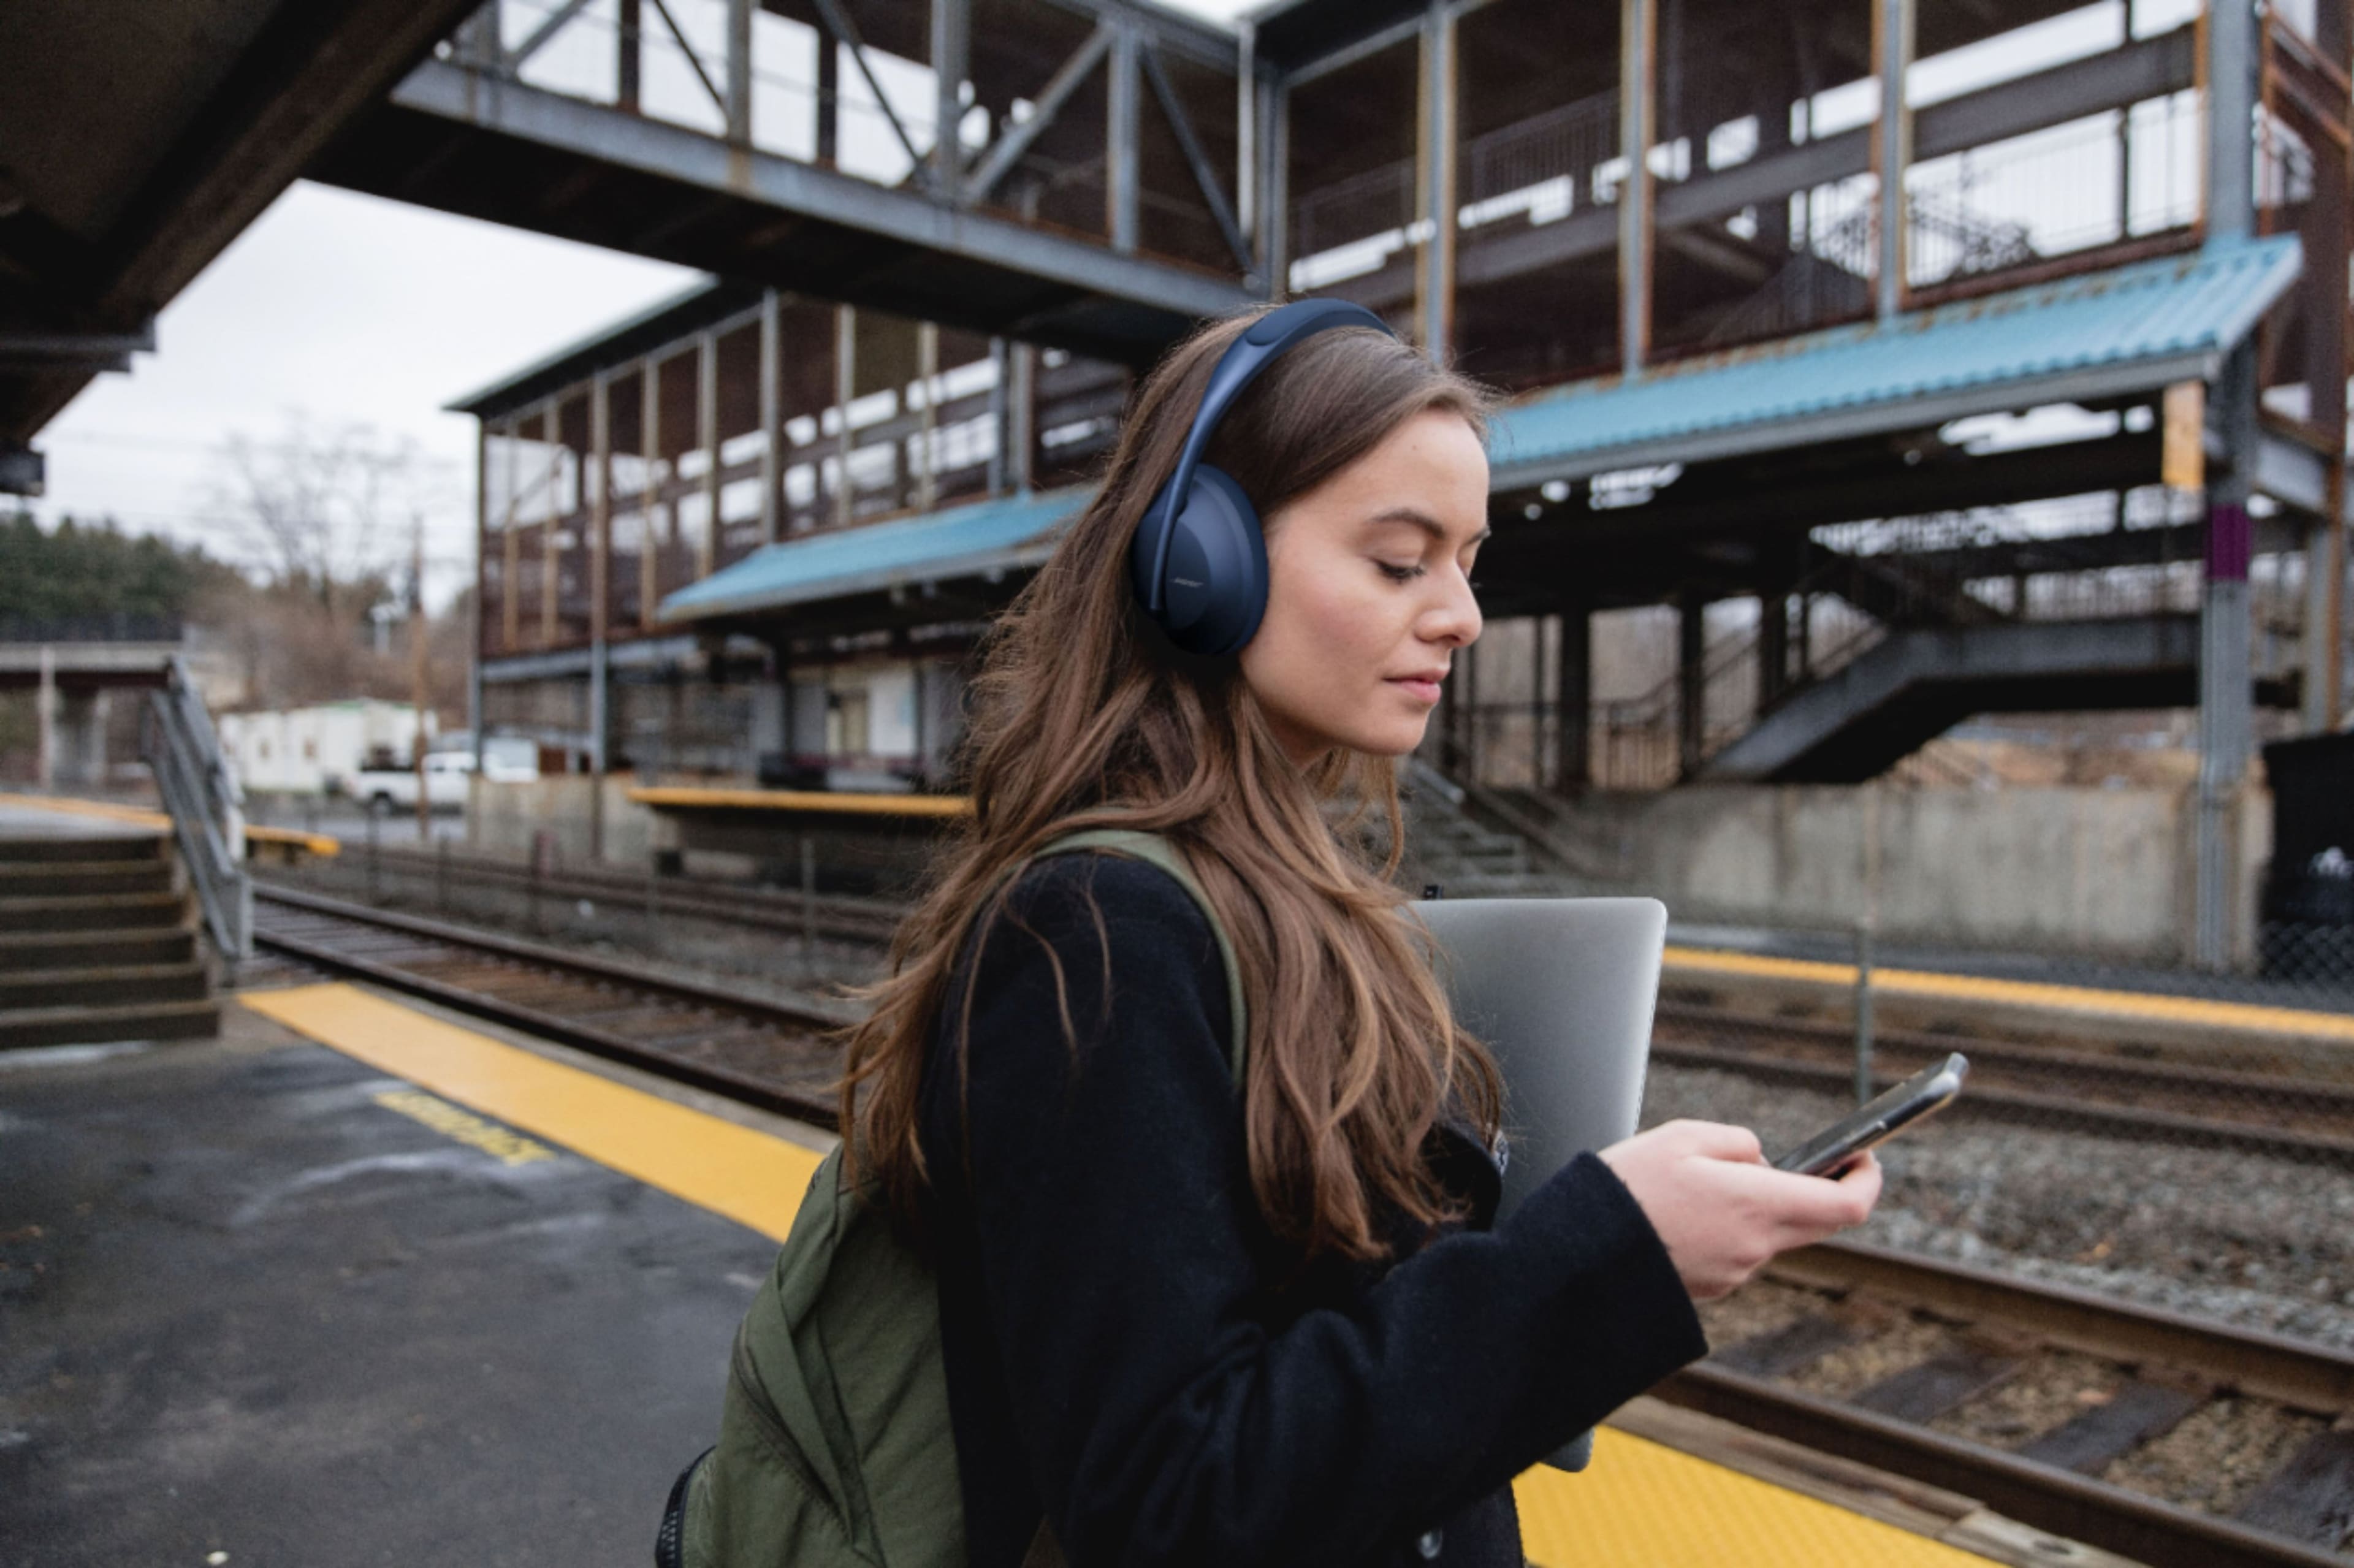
[411,514,431,845]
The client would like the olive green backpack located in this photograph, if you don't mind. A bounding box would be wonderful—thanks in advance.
[661,828,1249,1568]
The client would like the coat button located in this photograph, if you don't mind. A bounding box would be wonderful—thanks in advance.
[1415,1529,1443,1559]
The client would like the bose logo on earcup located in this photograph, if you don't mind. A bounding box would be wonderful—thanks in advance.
[1128,299,1398,657]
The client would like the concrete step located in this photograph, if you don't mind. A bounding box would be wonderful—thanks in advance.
[0,928,196,972]
[0,834,164,864]
[0,998,221,1050]
[0,891,188,934]
[0,859,174,898]
[0,962,211,1011]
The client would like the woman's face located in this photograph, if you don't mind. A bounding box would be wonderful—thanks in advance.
[1239,408,1488,767]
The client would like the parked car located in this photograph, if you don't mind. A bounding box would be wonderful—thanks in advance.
[356,752,474,815]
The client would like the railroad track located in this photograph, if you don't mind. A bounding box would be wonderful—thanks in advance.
[249,882,2354,1566]
[250,883,847,1124]
[1672,1242,2354,1567]
[264,849,2354,1165]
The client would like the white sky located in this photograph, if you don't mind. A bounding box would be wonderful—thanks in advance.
[20,0,2150,608]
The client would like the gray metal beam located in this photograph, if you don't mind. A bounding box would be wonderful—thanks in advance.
[2207,0,2258,241]
[390,59,1253,322]
[964,25,1113,204]
[1325,28,2199,313]
[758,288,781,544]
[810,0,931,187]
[932,0,970,192]
[724,0,752,141]
[1108,23,1141,253]
[1620,0,1655,373]
[1415,0,1457,360]
[1143,44,1252,273]
[506,0,601,72]
[1875,0,1913,321]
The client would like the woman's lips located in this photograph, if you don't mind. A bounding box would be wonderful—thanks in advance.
[1387,677,1442,704]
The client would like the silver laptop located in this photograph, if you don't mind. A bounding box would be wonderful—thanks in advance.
[1405,896,1669,1472]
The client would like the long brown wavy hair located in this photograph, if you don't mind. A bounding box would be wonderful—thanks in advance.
[832,306,1504,1263]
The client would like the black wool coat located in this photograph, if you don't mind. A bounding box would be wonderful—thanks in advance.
[916,851,1708,1568]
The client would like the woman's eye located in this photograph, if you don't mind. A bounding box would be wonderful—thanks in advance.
[1377,562,1423,582]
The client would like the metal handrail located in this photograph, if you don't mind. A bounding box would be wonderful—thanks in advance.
[139,657,249,973]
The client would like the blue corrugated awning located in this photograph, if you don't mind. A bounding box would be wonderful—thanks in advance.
[1487,234,2304,487]
[658,485,1090,625]
[659,238,2305,626]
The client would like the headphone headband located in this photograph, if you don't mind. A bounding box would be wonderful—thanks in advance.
[1138,299,1397,618]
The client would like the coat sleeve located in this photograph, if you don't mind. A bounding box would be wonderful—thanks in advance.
[934,853,1707,1568]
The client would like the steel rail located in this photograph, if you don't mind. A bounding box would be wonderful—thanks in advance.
[1655,1240,2354,1568]
[251,884,843,1126]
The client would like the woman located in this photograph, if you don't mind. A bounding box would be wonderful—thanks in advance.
[835,305,1881,1567]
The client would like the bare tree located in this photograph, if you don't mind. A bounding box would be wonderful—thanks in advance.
[194,414,463,710]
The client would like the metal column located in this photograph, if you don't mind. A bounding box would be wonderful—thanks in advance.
[1414,0,1457,362]
[541,404,561,645]
[1557,606,1591,792]
[916,322,939,512]
[471,421,489,790]
[1263,76,1291,295]
[2208,0,2258,242]
[1008,341,1035,492]
[834,305,856,526]
[589,372,612,861]
[725,0,753,145]
[932,0,969,191]
[639,353,661,624]
[1873,0,1914,321]
[1677,591,1707,778]
[696,331,718,577]
[1618,0,1656,374]
[2196,341,2259,969]
[501,417,521,651]
[758,289,781,544]
[1107,23,1141,253]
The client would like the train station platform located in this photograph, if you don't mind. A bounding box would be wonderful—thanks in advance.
[1,976,2105,1567]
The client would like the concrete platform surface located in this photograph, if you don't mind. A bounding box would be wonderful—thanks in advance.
[0,1003,772,1567]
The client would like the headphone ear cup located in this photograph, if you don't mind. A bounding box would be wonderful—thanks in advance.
[1149,465,1268,657]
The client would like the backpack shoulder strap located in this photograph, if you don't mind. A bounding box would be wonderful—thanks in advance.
[1020,827,1248,1088]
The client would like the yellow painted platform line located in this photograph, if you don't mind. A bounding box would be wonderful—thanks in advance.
[246,981,1997,1566]
[240,983,821,1241]
[1514,1429,1994,1567]
[628,785,973,818]
[1667,943,2354,1046]
[0,791,170,831]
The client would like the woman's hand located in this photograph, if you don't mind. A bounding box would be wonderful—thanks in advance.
[1597,1120,1881,1301]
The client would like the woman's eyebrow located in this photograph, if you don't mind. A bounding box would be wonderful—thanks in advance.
[1365,507,1491,547]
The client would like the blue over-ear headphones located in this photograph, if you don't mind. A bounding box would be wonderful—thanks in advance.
[1129,298,1398,656]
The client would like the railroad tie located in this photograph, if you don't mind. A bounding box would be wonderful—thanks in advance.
[1849,1350,2022,1425]
[1710,1315,1862,1380]
[2014,1380,2203,1475]
[2231,1427,2354,1550]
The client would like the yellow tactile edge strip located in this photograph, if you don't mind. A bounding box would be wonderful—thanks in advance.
[242,981,1994,1567]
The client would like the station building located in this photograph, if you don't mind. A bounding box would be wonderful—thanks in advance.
[450,0,2353,964]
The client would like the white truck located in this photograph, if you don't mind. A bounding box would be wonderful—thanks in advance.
[353,751,475,816]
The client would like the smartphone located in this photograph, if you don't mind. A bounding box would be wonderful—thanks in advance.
[1772,1052,1970,1178]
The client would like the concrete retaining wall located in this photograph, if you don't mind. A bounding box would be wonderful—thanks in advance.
[1532,782,2270,965]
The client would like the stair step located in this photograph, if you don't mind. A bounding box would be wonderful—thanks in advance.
[0,891,188,934]
[0,834,164,864]
[0,859,173,898]
[0,962,210,1010]
[0,928,196,971]
[0,998,220,1049]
